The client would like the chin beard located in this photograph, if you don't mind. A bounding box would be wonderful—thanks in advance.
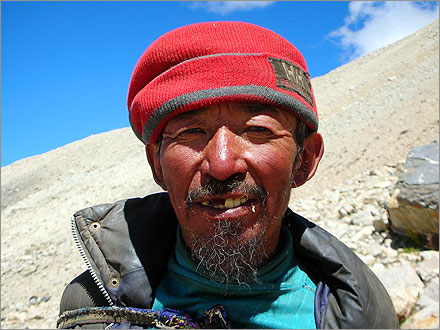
[188,219,267,287]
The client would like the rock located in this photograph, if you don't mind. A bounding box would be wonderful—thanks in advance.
[401,307,439,329]
[387,143,439,250]
[373,219,387,232]
[350,206,375,226]
[373,263,425,321]
[371,263,386,273]
[27,305,44,320]
[339,202,355,215]
[387,248,398,259]
[28,296,38,305]
[351,226,374,242]
[408,279,439,329]
[6,311,27,323]
[419,249,440,263]
[416,279,439,311]
[365,240,383,258]
[338,207,349,218]
[331,223,352,240]
[14,302,25,312]
[374,181,392,188]
[21,264,38,277]
[325,189,340,205]
[416,251,439,283]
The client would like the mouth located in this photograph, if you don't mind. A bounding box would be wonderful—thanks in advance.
[190,195,258,220]
[184,179,267,216]
[200,197,248,209]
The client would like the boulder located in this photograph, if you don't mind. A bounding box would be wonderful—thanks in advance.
[401,308,439,329]
[373,262,425,322]
[415,279,439,312]
[416,250,439,283]
[401,280,439,330]
[387,143,439,249]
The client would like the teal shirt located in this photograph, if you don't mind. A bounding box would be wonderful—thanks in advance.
[152,225,317,329]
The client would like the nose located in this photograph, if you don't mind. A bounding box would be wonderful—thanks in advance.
[200,126,247,182]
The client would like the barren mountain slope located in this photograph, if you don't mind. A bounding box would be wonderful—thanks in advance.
[291,18,439,200]
[1,19,438,329]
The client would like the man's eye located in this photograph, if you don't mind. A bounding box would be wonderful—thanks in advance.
[246,126,269,133]
[178,128,204,136]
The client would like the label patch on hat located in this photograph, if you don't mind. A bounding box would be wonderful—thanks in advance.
[269,57,313,107]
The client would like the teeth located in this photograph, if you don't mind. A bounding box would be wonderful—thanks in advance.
[204,197,248,209]
[225,198,234,208]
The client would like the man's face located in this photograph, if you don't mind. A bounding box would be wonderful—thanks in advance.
[148,103,303,283]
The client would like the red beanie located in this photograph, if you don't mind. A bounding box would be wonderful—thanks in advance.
[127,21,318,144]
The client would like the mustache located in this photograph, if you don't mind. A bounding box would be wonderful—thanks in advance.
[185,175,267,208]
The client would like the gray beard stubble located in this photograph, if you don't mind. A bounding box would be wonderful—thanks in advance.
[189,218,267,286]
[185,176,268,286]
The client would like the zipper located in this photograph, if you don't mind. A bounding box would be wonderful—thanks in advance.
[71,215,114,306]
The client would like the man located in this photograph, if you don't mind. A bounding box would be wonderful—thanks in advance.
[58,22,398,329]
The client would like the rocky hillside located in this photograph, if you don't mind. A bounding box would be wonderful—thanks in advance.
[1,19,438,329]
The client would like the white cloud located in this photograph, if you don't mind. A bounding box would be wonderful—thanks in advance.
[329,1,439,61]
[189,1,274,15]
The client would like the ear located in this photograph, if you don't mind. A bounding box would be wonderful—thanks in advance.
[291,132,324,189]
[145,143,167,191]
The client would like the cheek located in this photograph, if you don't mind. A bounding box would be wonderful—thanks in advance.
[161,147,201,194]
[247,142,297,215]
[248,142,297,181]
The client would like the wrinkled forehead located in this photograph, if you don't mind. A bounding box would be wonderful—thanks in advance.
[164,103,298,129]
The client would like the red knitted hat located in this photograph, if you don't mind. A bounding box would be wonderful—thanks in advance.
[128,21,318,144]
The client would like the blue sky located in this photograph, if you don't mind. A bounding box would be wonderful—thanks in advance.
[1,1,438,166]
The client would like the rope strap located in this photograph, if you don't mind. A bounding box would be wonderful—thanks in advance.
[57,305,230,329]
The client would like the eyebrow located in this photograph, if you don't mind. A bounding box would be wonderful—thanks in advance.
[240,104,279,115]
